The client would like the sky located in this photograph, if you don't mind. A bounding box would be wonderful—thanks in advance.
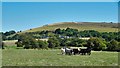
[2,2,118,32]
[2,0,120,2]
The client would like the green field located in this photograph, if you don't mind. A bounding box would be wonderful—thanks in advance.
[2,49,118,66]
[2,39,119,66]
[23,22,118,32]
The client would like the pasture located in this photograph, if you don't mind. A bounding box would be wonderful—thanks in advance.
[2,49,118,66]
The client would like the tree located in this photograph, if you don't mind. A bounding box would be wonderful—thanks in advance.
[18,34,33,49]
[107,39,118,51]
[15,41,23,47]
[55,28,62,34]
[64,28,78,37]
[116,42,120,51]
[38,40,48,49]
[47,33,55,37]
[48,37,60,48]
[62,38,71,46]
[30,39,39,49]
[88,37,107,51]
[70,38,85,47]
[4,30,16,36]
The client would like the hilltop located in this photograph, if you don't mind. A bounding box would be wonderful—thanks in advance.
[24,22,118,32]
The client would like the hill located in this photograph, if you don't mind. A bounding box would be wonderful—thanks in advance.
[23,22,118,32]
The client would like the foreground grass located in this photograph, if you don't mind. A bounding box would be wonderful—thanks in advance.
[2,49,118,66]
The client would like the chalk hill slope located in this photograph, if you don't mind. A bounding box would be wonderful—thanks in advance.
[24,22,118,32]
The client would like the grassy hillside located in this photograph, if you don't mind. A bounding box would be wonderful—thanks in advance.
[24,22,118,32]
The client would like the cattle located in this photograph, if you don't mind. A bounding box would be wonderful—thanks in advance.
[61,47,72,55]
[61,47,92,55]
[70,47,92,55]
[61,48,65,55]
[72,49,79,55]
[65,48,72,55]
[79,47,92,55]
[70,47,80,55]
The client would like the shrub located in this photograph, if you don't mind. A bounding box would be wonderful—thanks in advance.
[38,40,48,49]
[18,34,34,49]
[48,37,60,48]
[15,41,23,47]
[88,37,107,51]
[30,39,39,49]
[107,39,118,51]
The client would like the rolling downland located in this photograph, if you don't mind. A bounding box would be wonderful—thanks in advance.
[23,22,118,32]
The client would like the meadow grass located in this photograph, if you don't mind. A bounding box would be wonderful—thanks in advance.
[3,40,17,46]
[2,49,118,66]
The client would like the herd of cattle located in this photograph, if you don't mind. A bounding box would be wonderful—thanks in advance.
[61,47,92,55]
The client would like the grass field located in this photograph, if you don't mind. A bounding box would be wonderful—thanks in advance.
[2,49,118,66]
[3,40,17,46]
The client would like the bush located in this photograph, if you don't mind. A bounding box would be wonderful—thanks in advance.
[48,37,60,48]
[107,39,118,51]
[69,38,85,47]
[116,42,120,51]
[15,41,23,47]
[88,37,107,51]
[38,40,48,49]
[18,34,34,49]
[30,39,39,49]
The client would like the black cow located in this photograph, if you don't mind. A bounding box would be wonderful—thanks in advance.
[72,49,79,55]
[79,47,92,55]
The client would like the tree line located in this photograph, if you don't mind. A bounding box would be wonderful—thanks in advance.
[14,34,120,51]
[1,28,120,51]
[1,28,119,42]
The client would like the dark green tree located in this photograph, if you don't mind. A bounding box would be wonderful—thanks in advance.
[107,39,118,51]
[38,40,48,49]
[48,37,60,48]
[30,39,39,49]
[18,34,33,49]
[4,30,16,36]
[55,28,62,34]
[70,38,85,47]
[88,37,106,51]
[15,41,23,47]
